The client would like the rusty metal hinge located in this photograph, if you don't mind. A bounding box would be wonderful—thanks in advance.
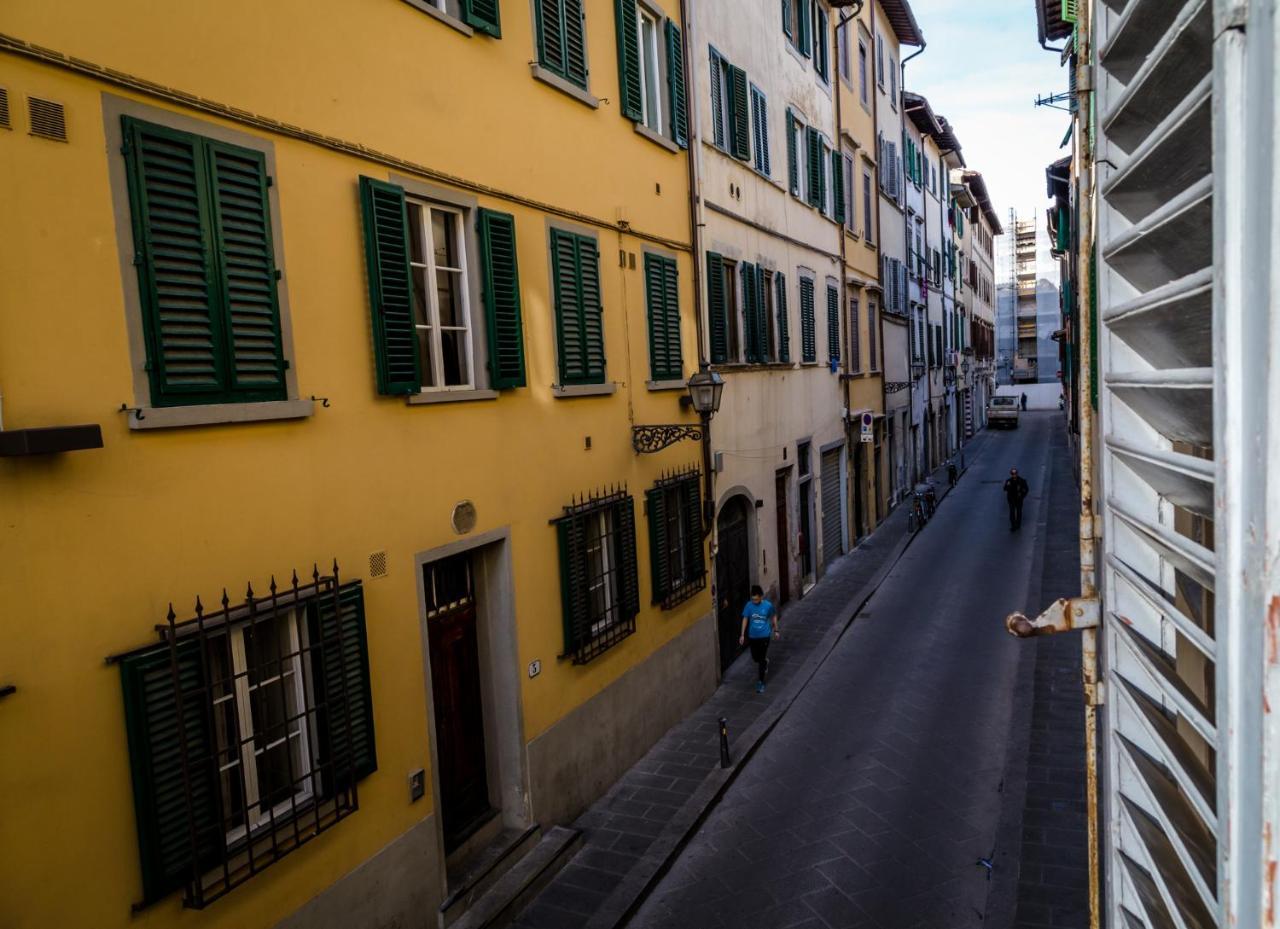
[1005,597,1100,637]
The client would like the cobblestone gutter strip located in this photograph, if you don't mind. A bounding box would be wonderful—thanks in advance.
[583,439,992,929]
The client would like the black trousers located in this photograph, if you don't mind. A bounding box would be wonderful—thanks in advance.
[1008,498,1024,528]
[748,636,771,682]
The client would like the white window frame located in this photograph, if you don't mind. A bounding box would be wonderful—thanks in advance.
[585,509,618,638]
[637,6,663,134]
[407,200,476,392]
[214,608,314,847]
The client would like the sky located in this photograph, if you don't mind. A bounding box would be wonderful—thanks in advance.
[901,0,1072,229]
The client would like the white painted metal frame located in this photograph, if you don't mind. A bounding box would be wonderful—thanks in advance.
[1093,0,1279,926]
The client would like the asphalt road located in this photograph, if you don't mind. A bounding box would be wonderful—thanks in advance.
[629,414,1066,929]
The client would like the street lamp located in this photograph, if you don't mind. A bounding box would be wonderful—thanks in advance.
[686,366,725,418]
[631,365,726,535]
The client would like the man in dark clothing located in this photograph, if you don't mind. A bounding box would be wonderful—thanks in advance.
[1004,467,1029,530]
[1020,392,1028,411]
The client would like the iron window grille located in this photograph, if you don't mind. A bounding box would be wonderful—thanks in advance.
[645,467,707,610]
[115,563,376,910]
[554,486,640,664]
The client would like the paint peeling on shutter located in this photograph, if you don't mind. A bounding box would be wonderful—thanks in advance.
[358,176,422,395]
[478,209,526,389]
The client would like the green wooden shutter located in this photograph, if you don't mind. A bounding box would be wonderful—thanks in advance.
[815,7,829,80]
[681,477,705,579]
[556,514,590,653]
[578,235,606,383]
[614,0,643,121]
[754,265,769,361]
[307,581,378,787]
[552,229,585,384]
[645,254,681,382]
[786,110,800,196]
[827,283,840,362]
[706,251,728,364]
[536,0,566,75]
[207,141,288,400]
[776,271,790,362]
[122,117,225,407]
[359,177,422,395]
[741,262,758,363]
[728,64,751,161]
[665,21,688,148]
[800,276,816,362]
[709,50,725,148]
[120,640,220,904]
[806,128,822,207]
[832,149,845,224]
[478,209,526,389]
[460,0,501,36]
[614,496,641,621]
[797,0,811,56]
[781,0,792,39]
[646,486,671,603]
[563,0,589,88]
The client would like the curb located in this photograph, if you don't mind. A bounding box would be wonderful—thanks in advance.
[586,435,994,929]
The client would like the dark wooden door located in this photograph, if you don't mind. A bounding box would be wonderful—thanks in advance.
[775,472,790,605]
[428,602,490,850]
[716,498,751,673]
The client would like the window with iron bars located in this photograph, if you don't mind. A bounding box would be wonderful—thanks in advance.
[114,564,376,910]
[554,487,641,664]
[645,468,707,610]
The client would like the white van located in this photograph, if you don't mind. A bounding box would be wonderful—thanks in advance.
[988,396,1020,429]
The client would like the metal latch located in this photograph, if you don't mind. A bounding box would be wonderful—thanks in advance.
[1005,597,1100,637]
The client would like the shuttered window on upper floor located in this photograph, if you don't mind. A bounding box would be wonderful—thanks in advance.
[614,2,688,148]
[709,47,751,161]
[122,117,288,409]
[550,228,606,385]
[536,0,589,89]
[644,253,682,382]
[358,177,526,394]
[799,275,817,363]
[826,282,840,364]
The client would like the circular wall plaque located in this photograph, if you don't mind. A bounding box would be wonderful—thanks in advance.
[452,500,477,535]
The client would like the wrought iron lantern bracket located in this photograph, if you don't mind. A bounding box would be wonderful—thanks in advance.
[632,423,705,454]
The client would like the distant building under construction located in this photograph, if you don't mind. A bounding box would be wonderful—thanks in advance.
[996,211,1060,385]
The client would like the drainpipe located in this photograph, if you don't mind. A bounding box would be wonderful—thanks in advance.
[869,0,889,504]
[679,0,706,367]
[834,8,856,535]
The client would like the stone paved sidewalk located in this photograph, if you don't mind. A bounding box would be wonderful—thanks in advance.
[512,439,989,929]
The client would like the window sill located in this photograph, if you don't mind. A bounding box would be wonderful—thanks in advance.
[634,122,679,153]
[647,379,687,391]
[127,398,314,431]
[400,0,474,36]
[530,65,599,109]
[552,383,617,398]
[715,361,796,372]
[406,388,500,405]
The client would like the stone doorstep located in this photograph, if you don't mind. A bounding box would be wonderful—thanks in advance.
[566,446,989,929]
[450,826,584,929]
[441,824,543,927]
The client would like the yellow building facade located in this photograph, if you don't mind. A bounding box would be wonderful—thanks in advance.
[0,2,714,926]
[833,0,886,535]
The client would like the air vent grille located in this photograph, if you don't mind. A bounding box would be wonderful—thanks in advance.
[28,97,67,142]
[368,550,388,578]
[0,88,10,130]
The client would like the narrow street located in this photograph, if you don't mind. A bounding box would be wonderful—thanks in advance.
[629,412,1077,929]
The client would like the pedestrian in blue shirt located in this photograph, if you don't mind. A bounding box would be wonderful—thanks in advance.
[738,585,780,693]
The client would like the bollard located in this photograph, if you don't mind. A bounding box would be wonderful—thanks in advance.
[718,717,730,768]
